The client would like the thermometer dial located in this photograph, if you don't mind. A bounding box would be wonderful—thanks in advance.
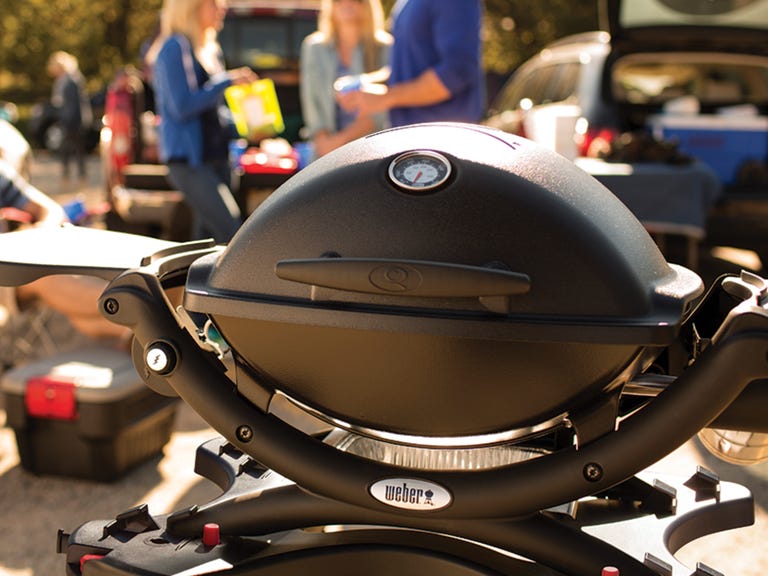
[388,151,452,192]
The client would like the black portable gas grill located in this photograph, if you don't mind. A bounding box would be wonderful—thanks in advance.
[182,123,701,441]
[1,123,767,576]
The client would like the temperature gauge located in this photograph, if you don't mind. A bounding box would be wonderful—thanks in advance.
[388,151,452,192]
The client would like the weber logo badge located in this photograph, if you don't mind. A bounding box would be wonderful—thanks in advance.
[370,478,452,511]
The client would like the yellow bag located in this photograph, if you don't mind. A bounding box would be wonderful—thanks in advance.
[225,79,285,141]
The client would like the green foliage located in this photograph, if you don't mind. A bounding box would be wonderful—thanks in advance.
[483,0,600,75]
[0,0,598,104]
[0,0,162,102]
[382,0,598,75]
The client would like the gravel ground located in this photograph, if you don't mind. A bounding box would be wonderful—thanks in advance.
[0,151,766,575]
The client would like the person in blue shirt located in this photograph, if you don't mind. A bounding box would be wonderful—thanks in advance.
[336,0,485,127]
[148,0,256,243]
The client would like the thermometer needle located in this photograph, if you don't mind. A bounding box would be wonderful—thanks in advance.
[414,171,422,183]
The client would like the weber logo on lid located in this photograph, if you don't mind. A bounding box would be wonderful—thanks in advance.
[370,478,452,511]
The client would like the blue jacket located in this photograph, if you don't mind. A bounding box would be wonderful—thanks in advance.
[152,34,232,167]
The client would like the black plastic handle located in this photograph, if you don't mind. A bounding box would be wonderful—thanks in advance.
[275,258,531,298]
[0,226,186,285]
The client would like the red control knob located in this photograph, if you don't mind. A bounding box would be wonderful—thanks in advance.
[202,523,220,547]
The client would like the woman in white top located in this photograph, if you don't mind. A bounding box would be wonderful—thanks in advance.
[300,0,392,159]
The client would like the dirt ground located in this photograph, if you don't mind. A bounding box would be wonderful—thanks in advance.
[0,152,767,575]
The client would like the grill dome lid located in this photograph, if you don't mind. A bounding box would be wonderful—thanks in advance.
[185,123,702,437]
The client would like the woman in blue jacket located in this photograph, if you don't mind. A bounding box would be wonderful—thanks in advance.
[149,0,256,243]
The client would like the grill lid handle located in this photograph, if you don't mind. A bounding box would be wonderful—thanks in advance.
[275,258,531,301]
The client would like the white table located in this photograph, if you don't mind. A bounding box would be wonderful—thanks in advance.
[574,157,722,269]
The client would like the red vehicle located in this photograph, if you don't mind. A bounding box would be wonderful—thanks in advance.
[100,67,157,190]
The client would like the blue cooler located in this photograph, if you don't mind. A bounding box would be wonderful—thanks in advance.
[649,114,768,185]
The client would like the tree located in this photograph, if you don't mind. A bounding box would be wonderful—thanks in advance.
[0,0,599,104]
[0,0,162,101]
[379,0,598,75]
[482,0,599,75]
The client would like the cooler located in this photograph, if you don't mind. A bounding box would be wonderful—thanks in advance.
[648,114,768,185]
[1,347,177,481]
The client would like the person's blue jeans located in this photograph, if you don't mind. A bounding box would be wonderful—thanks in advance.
[167,160,242,243]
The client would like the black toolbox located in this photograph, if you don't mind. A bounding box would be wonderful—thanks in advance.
[1,346,177,481]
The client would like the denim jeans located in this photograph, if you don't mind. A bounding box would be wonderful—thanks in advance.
[167,160,242,243]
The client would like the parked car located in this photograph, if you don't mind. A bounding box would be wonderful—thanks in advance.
[484,0,768,259]
[100,0,319,240]
[484,31,611,161]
